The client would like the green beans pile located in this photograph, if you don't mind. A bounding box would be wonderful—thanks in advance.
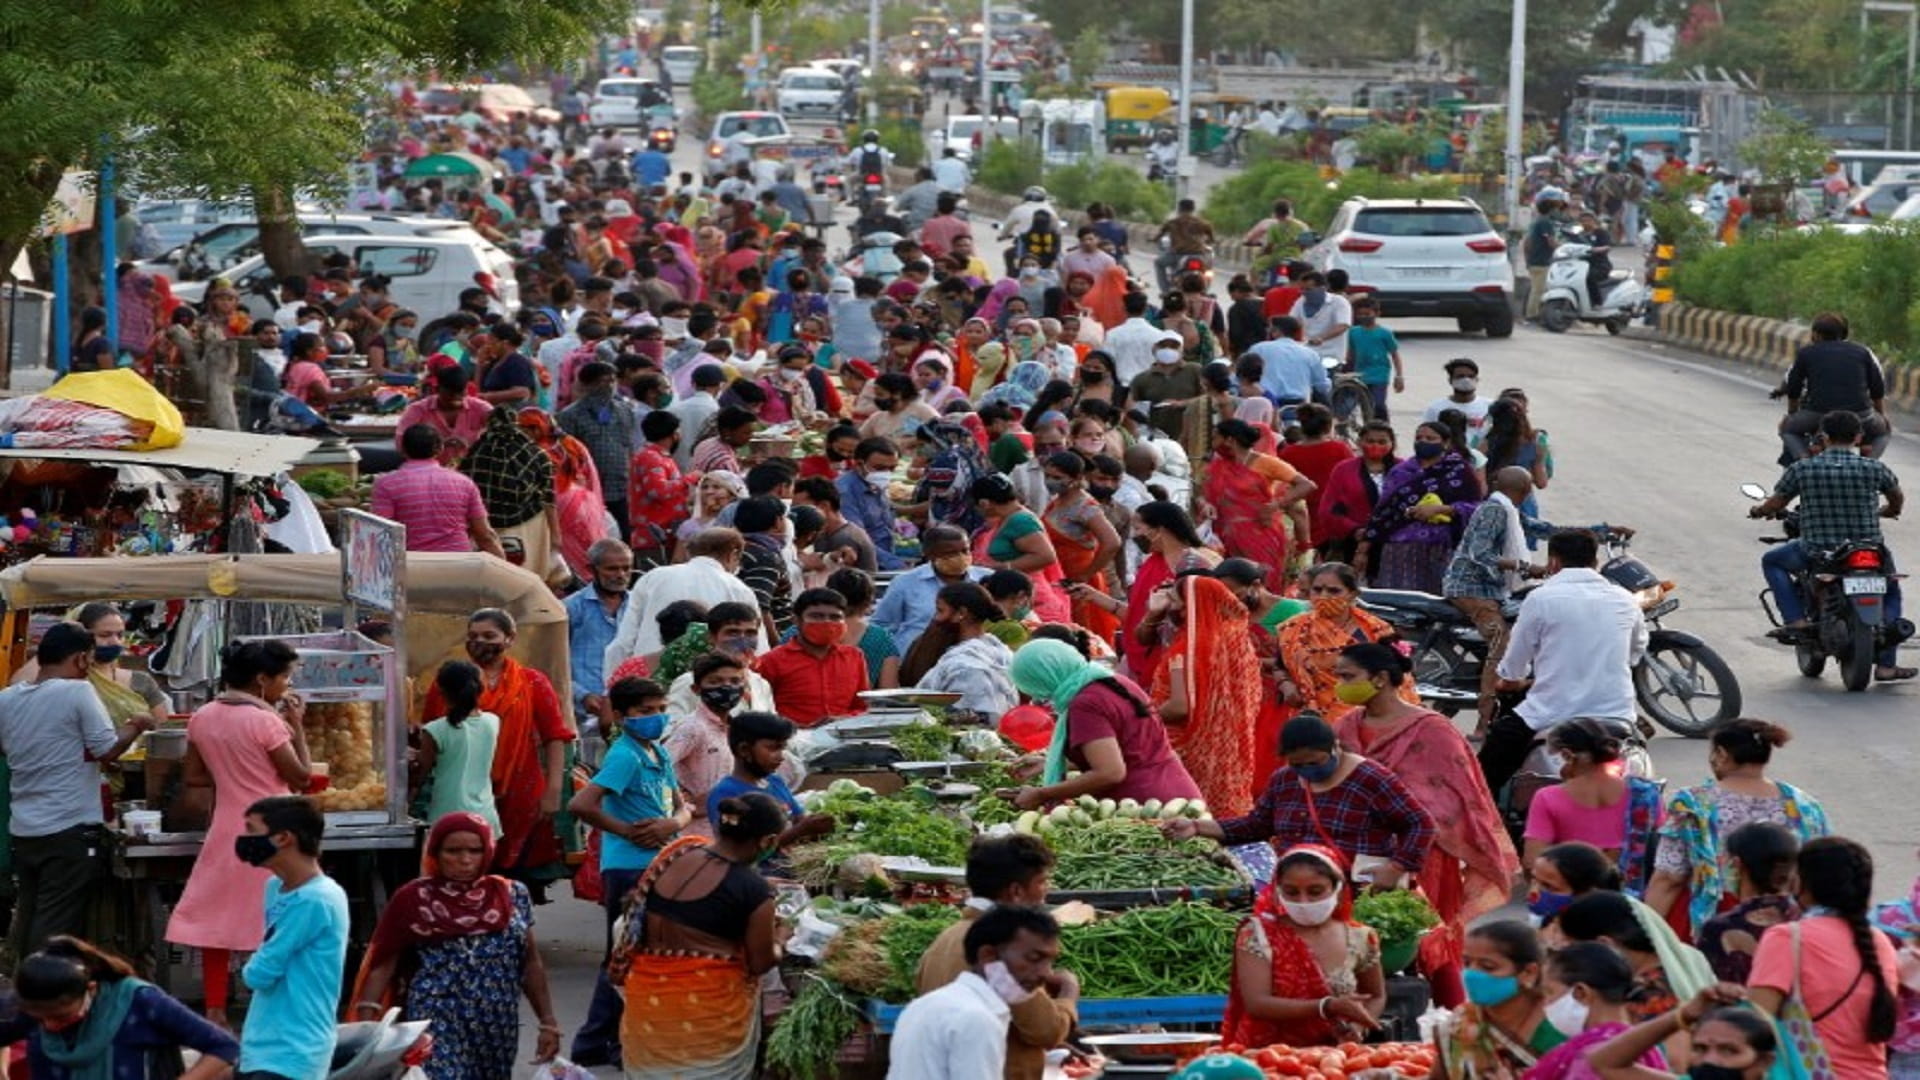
[1049,851,1246,892]
[1057,902,1242,999]
[1047,818,1218,857]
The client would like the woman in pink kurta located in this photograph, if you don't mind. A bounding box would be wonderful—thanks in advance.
[164,640,312,1024]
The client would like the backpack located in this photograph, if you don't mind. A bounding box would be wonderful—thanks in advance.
[1022,209,1059,266]
[858,147,886,182]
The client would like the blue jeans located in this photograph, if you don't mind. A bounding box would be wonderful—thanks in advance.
[1763,540,1905,665]
[571,866,643,1063]
[1366,382,1390,420]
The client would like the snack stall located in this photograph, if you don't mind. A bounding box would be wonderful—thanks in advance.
[0,551,571,989]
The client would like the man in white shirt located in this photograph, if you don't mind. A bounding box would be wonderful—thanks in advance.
[1288,269,1352,361]
[603,528,767,673]
[886,906,1064,1080]
[1102,291,1164,387]
[931,147,971,193]
[1484,528,1648,793]
[667,364,726,471]
[1419,357,1495,444]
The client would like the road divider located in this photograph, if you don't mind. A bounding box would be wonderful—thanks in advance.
[1647,303,1920,407]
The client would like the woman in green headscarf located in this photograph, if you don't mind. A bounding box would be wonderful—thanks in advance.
[1002,637,1202,812]
[0,935,238,1080]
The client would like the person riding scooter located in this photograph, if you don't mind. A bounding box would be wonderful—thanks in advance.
[1572,210,1614,308]
[1778,311,1892,460]
[1748,409,1914,681]
[1146,129,1180,182]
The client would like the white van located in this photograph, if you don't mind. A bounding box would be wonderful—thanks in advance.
[661,46,702,85]
[776,67,844,117]
[174,234,519,321]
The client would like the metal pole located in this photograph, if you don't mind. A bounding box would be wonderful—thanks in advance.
[1505,0,1527,237]
[750,11,761,58]
[1176,0,1194,201]
[51,234,70,375]
[979,0,991,116]
[1907,7,1916,150]
[866,0,881,125]
[100,153,117,362]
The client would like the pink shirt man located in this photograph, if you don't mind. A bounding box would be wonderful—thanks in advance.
[369,459,491,552]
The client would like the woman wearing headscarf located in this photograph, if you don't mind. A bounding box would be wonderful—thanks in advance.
[911,353,967,412]
[915,420,991,535]
[954,317,1003,394]
[676,471,747,548]
[977,279,1023,331]
[1222,844,1385,1049]
[1329,642,1517,1008]
[517,409,608,579]
[978,360,1051,413]
[354,813,561,1078]
[1275,563,1414,719]
[652,223,704,302]
[1147,573,1260,818]
[1355,419,1480,592]
[1083,265,1133,330]
[1004,638,1202,810]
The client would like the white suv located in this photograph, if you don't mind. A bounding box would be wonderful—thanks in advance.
[775,67,844,117]
[1304,197,1515,337]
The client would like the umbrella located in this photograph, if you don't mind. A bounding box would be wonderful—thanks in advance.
[400,151,498,181]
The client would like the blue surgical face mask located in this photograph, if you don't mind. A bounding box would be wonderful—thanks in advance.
[1293,750,1339,783]
[622,712,669,742]
[1527,889,1574,921]
[1463,968,1521,1007]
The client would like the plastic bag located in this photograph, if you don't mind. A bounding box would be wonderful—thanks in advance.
[528,1059,594,1080]
[41,369,184,449]
[784,907,846,962]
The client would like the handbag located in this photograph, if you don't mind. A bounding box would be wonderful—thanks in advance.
[1765,922,1840,1080]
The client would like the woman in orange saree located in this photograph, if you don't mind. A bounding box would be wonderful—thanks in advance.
[1083,265,1132,330]
[1275,562,1417,718]
[1040,452,1123,647]
[1201,420,1308,593]
[517,409,608,578]
[1149,574,1260,818]
[419,610,575,881]
[1328,642,1518,1009]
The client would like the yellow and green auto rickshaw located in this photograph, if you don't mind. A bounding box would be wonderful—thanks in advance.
[1105,86,1172,151]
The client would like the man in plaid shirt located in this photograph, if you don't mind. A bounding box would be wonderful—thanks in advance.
[1751,410,1910,679]
[559,360,642,544]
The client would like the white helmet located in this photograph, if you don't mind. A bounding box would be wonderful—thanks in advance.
[1023,185,1048,202]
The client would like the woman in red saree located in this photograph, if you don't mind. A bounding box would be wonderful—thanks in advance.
[1213,558,1296,798]
[1040,452,1123,647]
[1223,844,1386,1048]
[1117,500,1220,682]
[517,409,608,579]
[1329,642,1518,1008]
[420,610,576,883]
[1148,574,1259,818]
[1201,419,1312,593]
[1083,265,1131,330]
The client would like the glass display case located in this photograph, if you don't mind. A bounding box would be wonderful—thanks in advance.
[244,629,405,825]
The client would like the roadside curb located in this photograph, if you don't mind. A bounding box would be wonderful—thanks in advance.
[1633,303,1920,408]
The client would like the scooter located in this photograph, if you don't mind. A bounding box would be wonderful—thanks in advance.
[1360,529,1741,737]
[1536,241,1649,335]
[1743,482,1916,692]
[329,1008,432,1080]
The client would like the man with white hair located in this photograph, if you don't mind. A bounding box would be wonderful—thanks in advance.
[564,538,634,755]
[1036,318,1078,381]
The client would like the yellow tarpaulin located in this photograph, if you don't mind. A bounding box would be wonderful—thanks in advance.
[41,369,186,450]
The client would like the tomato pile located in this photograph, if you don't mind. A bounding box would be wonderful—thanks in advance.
[1211,1040,1434,1079]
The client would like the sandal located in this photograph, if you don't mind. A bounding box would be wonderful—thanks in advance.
[1875,665,1919,682]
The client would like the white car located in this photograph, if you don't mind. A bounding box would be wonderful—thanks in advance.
[704,111,792,178]
[776,67,844,118]
[809,58,865,82]
[927,114,986,164]
[1303,197,1516,337]
[137,214,482,282]
[587,77,675,129]
[661,45,702,85]
[175,233,519,320]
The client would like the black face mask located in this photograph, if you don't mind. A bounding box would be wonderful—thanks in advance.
[1685,1067,1747,1080]
[1088,483,1118,501]
[234,834,278,867]
[699,685,745,713]
[1081,371,1106,384]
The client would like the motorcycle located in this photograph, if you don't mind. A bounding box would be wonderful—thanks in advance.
[1322,357,1376,441]
[1536,241,1649,335]
[329,1009,432,1080]
[810,162,845,201]
[1743,482,1915,692]
[1360,530,1741,737]
[647,125,676,152]
[840,228,904,284]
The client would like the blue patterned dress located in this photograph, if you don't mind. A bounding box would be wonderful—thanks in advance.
[406,882,532,1080]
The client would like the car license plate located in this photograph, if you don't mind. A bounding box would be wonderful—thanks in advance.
[1844,576,1888,595]
[1391,266,1454,279]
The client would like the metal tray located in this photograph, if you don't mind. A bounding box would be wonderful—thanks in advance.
[890,758,993,778]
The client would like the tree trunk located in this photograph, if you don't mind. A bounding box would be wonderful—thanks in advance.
[255,183,312,282]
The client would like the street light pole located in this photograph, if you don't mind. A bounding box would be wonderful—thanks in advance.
[1505,0,1527,236]
[1176,0,1194,200]
[980,0,992,116]
[866,0,880,125]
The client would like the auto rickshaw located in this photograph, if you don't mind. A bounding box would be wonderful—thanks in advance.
[1184,92,1255,155]
[1105,86,1172,151]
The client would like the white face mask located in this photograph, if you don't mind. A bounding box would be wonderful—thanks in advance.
[982,960,1035,1004]
[1280,888,1341,927]
[661,317,689,340]
[865,469,891,491]
[1154,347,1182,366]
[1451,376,1478,393]
[1544,988,1590,1034]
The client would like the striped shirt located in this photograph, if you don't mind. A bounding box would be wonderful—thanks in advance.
[369,460,488,552]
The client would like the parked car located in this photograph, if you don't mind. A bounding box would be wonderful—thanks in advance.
[808,58,865,82]
[776,67,845,118]
[174,234,520,320]
[1840,179,1920,219]
[1304,197,1515,337]
[130,200,263,257]
[137,215,482,283]
[588,77,676,131]
[704,111,792,178]
[661,45,702,85]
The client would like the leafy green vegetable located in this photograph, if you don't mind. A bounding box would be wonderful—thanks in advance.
[296,469,353,499]
[1352,889,1440,944]
[765,974,864,1079]
[892,720,955,762]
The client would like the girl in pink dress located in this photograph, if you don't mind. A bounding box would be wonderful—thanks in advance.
[164,640,313,1024]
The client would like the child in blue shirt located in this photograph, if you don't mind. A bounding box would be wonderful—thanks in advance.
[1345,294,1403,419]
[708,711,834,847]
[238,796,349,1080]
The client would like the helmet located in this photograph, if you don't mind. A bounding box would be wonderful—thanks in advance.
[1535,185,1567,207]
[1023,185,1048,202]
[1172,1055,1266,1080]
[862,129,881,144]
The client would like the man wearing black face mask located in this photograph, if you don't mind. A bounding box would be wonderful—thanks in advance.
[565,539,633,751]
[663,603,776,719]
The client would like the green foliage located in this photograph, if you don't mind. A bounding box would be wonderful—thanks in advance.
[1646,172,1713,246]
[1353,122,1438,177]
[1352,888,1441,944]
[1205,160,1460,236]
[1739,110,1831,185]
[876,121,925,169]
[1045,160,1172,221]
[1671,224,1920,362]
[1066,27,1108,94]
[691,68,746,122]
[977,139,1045,197]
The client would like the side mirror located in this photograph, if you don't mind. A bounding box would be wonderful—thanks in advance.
[1296,230,1321,246]
[1740,482,1768,500]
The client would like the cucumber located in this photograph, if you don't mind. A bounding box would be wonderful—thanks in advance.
[1097,798,1118,819]
[1014,810,1041,835]
[1161,797,1189,820]
[1116,798,1141,818]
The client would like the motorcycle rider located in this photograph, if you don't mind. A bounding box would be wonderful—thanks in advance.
[894,166,944,233]
[1153,198,1216,294]
[1779,312,1891,460]
[1146,128,1180,182]
[1480,528,1649,795]
[1748,409,1912,680]
[999,186,1062,275]
[850,197,908,244]
[844,129,894,207]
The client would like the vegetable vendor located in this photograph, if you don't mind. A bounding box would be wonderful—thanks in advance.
[1003,638,1201,811]
[1222,844,1386,1048]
